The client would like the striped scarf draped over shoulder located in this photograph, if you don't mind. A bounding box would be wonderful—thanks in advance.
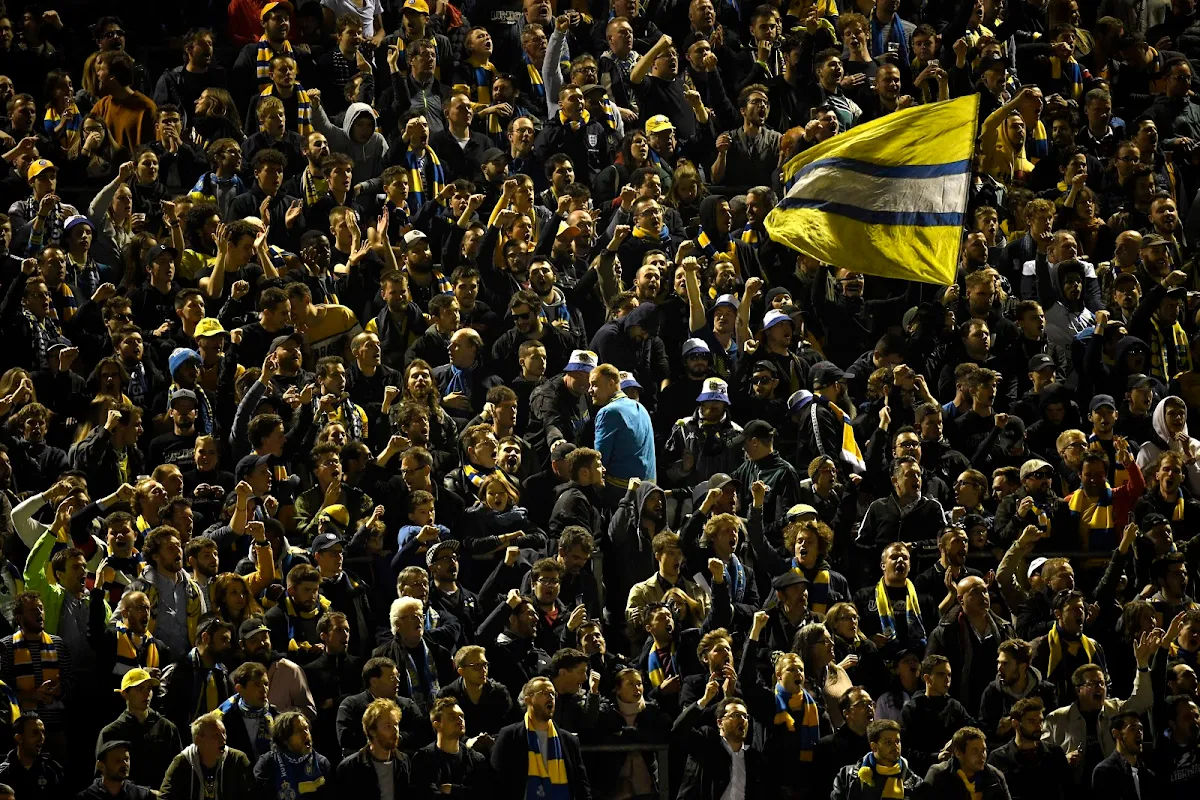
[257,37,294,87]
[260,82,312,136]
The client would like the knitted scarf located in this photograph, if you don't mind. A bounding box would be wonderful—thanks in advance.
[404,147,445,208]
[631,224,669,242]
[113,621,159,676]
[218,693,274,756]
[43,106,81,136]
[21,309,62,370]
[524,712,570,800]
[737,224,760,248]
[464,60,497,105]
[870,14,909,64]
[524,53,544,101]
[773,683,819,760]
[1050,56,1084,101]
[402,639,440,712]
[271,747,325,796]
[697,223,735,261]
[1046,622,1097,679]
[875,579,926,644]
[11,629,57,700]
[957,768,982,800]
[1150,314,1191,382]
[463,462,496,490]
[259,83,312,136]
[299,167,328,208]
[794,559,832,615]
[315,396,364,441]
[1066,484,1115,551]
[256,37,293,88]
[647,641,674,686]
[284,595,331,654]
[190,647,227,718]
[857,752,907,798]
[557,108,592,131]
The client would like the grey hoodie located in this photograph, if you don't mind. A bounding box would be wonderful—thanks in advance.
[312,101,389,184]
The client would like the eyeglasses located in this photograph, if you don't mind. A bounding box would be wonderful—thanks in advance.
[1080,679,1106,689]
[955,480,983,488]
[103,29,126,38]
[722,711,749,720]
[462,661,488,669]
[751,376,774,386]
[536,577,560,586]
[513,309,537,320]
[110,312,133,322]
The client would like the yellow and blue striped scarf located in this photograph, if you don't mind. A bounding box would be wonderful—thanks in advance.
[12,629,57,703]
[1067,483,1115,550]
[737,225,760,248]
[272,748,325,796]
[794,560,832,615]
[463,462,497,489]
[1027,119,1049,163]
[525,713,570,800]
[647,641,674,686]
[773,683,819,759]
[558,108,592,130]
[858,753,907,798]
[283,594,331,653]
[42,106,80,136]
[259,83,312,136]
[1050,56,1084,101]
[256,36,294,88]
[114,621,159,675]
[299,167,327,207]
[875,579,925,644]
[524,54,544,103]
[404,146,444,208]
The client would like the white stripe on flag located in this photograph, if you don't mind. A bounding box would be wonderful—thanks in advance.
[786,165,971,217]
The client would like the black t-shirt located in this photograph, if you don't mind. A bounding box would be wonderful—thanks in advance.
[1082,707,1103,778]
[148,431,198,471]
[633,74,696,141]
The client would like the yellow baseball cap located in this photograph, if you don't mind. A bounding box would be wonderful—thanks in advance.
[645,114,675,134]
[116,667,159,692]
[194,318,227,339]
[403,0,431,13]
[26,159,56,180]
[261,0,294,19]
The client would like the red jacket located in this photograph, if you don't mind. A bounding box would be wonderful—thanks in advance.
[1059,459,1144,552]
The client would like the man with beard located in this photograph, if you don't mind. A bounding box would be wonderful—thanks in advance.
[156,614,234,737]
[411,698,491,793]
[657,338,715,436]
[126,527,201,661]
[549,448,608,539]
[239,618,315,722]
[987,696,1071,800]
[491,290,578,383]
[77,739,154,800]
[1135,453,1200,534]
[814,685,876,796]
[216,661,277,762]
[264,565,328,666]
[832,719,923,800]
[731,421,801,523]
[90,587,171,712]
[995,458,1062,547]
[527,256,585,343]
[363,271,425,370]
[664,378,744,490]
[1051,445,1142,553]
[426,540,481,642]
[149,389,200,470]
[334,697,411,796]
[491,676,591,797]
[1131,269,1193,385]
[711,84,781,194]
[978,638,1059,746]
[1150,694,1200,798]
[914,527,982,598]
[1091,712,1157,797]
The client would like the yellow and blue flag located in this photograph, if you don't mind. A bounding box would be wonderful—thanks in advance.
[765,94,979,286]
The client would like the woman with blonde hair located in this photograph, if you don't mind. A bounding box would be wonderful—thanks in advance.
[0,369,36,422]
[665,159,707,221]
[825,601,889,693]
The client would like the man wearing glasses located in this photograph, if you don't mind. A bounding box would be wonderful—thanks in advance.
[1043,630,1159,785]
[675,678,764,798]
[437,644,513,746]
[491,676,592,798]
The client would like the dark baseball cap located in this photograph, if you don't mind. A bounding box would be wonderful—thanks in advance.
[96,739,131,760]
[238,617,269,641]
[1089,394,1117,412]
[808,361,846,388]
[1027,353,1055,372]
[1127,373,1154,390]
[269,332,304,352]
[235,453,272,480]
[742,420,776,440]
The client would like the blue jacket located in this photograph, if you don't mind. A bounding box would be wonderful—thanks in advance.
[595,394,656,485]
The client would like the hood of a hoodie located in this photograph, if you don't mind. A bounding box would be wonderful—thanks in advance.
[1151,395,1198,447]
[1036,381,1080,429]
[1114,334,1151,376]
[698,195,730,249]
[342,102,377,138]
[634,480,666,533]
[622,302,660,338]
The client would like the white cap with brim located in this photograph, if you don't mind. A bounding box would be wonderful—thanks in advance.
[564,350,598,372]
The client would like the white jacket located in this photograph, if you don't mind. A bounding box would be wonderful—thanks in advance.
[1043,666,1152,784]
